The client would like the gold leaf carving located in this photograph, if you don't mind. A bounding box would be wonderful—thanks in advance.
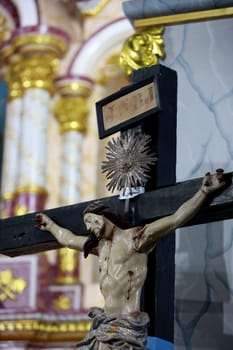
[120,25,165,80]
[0,269,27,302]
[52,295,71,310]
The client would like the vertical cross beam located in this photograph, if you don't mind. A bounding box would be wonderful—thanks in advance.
[96,63,177,341]
[132,64,177,341]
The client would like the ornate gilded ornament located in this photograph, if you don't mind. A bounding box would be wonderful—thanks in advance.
[101,129,157,193]
[119,25,165,80]
[0,269,27,302]
[52,295,72,310]
[0,318,92,340]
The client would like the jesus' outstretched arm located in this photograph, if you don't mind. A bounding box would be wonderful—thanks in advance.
[35,213,86,251]
[136,169,225,253]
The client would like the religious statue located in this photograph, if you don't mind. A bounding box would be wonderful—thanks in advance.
[35,169,225,349]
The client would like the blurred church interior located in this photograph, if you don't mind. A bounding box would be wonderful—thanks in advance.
[0,0,232,349]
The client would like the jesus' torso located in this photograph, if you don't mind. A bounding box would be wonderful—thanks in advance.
[97,226,148,315]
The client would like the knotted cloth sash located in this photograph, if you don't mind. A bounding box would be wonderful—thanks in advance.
[76,307,150,349]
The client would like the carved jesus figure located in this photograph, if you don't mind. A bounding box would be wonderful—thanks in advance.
[35,170,225,349]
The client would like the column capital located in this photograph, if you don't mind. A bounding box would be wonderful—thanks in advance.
[8,25,71,94]
[54,75,94,133]
[0,40,23,100]
[56,75,94,97]
[12,25,70,57]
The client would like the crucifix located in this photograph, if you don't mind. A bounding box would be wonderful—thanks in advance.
[0,64,232,346]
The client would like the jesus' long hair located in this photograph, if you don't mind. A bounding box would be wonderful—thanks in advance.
[83,201,131,258]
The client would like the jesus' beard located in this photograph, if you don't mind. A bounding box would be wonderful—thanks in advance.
[83,226,105,258]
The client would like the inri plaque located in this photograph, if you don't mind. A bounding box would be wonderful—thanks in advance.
[96,77,160,138]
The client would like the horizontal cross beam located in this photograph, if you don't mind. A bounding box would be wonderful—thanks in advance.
[0,172,232,257]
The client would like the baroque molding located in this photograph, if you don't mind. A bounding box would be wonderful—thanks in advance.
[119,25,165,80]
[134,7,233,28]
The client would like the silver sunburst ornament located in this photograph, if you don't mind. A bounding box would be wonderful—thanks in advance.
[101,130,157,193]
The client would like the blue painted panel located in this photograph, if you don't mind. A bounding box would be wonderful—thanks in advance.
[146,336,174,350]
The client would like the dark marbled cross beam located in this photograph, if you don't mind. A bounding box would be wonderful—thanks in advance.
[0,172,232,258]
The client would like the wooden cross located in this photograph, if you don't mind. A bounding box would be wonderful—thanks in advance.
[0,174,232,257]
[0,171,232,339]
[0,64,232,343]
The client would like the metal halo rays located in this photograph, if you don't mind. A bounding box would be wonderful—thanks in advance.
[101,130,157,193]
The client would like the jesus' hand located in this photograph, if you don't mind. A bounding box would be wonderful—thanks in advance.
[201,169,225,195]
[35,213,54,231]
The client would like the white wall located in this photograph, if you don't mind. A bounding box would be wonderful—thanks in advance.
[162,18,233,349]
